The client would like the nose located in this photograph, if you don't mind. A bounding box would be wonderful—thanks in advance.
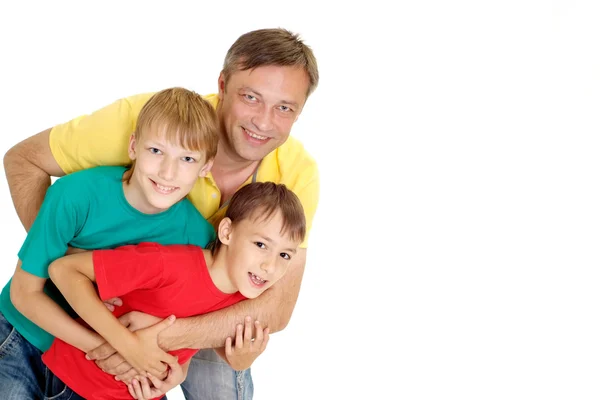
[251,105,274,132]
[158,158,177,181]
[260,256,277,275]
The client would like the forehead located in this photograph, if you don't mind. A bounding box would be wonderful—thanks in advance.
[228,65,309,105]
[237,211,300,246]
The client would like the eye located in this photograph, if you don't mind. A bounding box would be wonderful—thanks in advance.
[182,156,196,163]
[149,147,162,155]
[278,105,293,113]
[280,252,291,260]
[255,242,266,249]
[244,94,257,102]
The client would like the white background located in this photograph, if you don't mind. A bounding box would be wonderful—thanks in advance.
[0,1,599,399]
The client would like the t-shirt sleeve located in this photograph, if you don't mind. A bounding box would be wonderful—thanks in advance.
[49,93,155,174]
[18,180,85,278]
[93,243,165,301]
[293,169,319,249]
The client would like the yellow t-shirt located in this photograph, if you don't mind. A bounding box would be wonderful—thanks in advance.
[49,92,319,248]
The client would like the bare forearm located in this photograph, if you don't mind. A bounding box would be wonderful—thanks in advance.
[161,252,306,350]
[3,128,64,231]
[12,290,103,352]
[51,267,134,350]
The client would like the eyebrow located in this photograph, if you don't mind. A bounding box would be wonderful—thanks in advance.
[242,87,299,109]
[258,235,297,254]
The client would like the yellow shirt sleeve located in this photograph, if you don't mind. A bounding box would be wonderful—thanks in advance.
[273,138,320,249]
[294,168,319,249]
[49,93,156,174]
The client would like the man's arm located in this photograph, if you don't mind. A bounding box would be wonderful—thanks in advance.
[161,248,307,350]
[3,128,65,231]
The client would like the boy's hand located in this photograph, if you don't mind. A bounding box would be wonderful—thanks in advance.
[126,359,185,400]
[225,317,270,371]
[117,315,178,377]
[88,312,170,381]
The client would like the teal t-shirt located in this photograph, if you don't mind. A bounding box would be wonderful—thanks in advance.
[0,166,215,351]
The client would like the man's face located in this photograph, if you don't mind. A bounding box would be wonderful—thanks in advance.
[218,65,310,162]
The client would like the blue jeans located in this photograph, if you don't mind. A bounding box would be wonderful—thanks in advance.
[0,310,252,399]
[181,349,253,400]
[0,310,75,399]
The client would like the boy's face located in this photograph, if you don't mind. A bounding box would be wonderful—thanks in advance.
[217,65,310,163]
[219,210,301,299]
[126,128,212,214]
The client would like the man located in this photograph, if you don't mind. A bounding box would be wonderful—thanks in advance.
[2,28,319,400]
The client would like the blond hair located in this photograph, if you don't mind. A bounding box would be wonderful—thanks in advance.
[134,87,219,159]
[222,28,319,98]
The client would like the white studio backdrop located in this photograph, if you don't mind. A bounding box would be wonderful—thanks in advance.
[1,1,600,399]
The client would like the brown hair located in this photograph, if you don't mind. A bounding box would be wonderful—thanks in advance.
[211,182,306,255]
[222,28,319,98]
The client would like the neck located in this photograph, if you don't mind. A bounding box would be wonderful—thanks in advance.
[204,248,237,294]
[212,145,258,176]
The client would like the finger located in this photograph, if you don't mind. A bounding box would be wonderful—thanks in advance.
[96,354,127,372]
[149,315,176,334]
[116,368,138,384]
[225,337,233,356]
[104,303,115,312]
[255,321,264,343]
[146,372,164,389]
[127,383,137,399]
[131,379,143,399]
[140,377,153,399]
[235,324,244,348]
[86,342,117,361]
[111,297,123,306]
[243,317,253,346]
[106,360,132,376]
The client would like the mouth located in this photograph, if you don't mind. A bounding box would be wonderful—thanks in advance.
[150,179,179,194]
[242,127,270,143]
[248,272,268,288]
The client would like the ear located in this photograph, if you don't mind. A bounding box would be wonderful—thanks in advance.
[218,217,233,245]
[198,158,214,178]
[128,134,137,160]
[218,71,226,99]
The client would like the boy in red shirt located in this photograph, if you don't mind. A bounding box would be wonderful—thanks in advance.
[42,182,306,400]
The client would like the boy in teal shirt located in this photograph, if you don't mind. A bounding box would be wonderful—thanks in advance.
[0,87,218,399]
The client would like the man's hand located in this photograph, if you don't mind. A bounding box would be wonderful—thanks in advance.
[126,359,186,400]
[225,317,270,371]
[103,297,123,312]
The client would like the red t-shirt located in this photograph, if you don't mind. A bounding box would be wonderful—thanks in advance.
[42,242,246,400]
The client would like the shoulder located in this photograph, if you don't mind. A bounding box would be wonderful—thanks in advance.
[272,136,319,187]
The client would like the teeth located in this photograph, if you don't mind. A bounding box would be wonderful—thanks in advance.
[244,128,268,140]
[155,183,177,193]
[250,272,266,284]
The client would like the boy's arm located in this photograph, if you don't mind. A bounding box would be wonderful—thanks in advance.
[10,260,104,352]
[49,251,177,376]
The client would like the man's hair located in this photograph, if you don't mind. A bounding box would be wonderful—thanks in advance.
[134,87,219,159]
[211,182,306,255]
[222,28,319,97]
